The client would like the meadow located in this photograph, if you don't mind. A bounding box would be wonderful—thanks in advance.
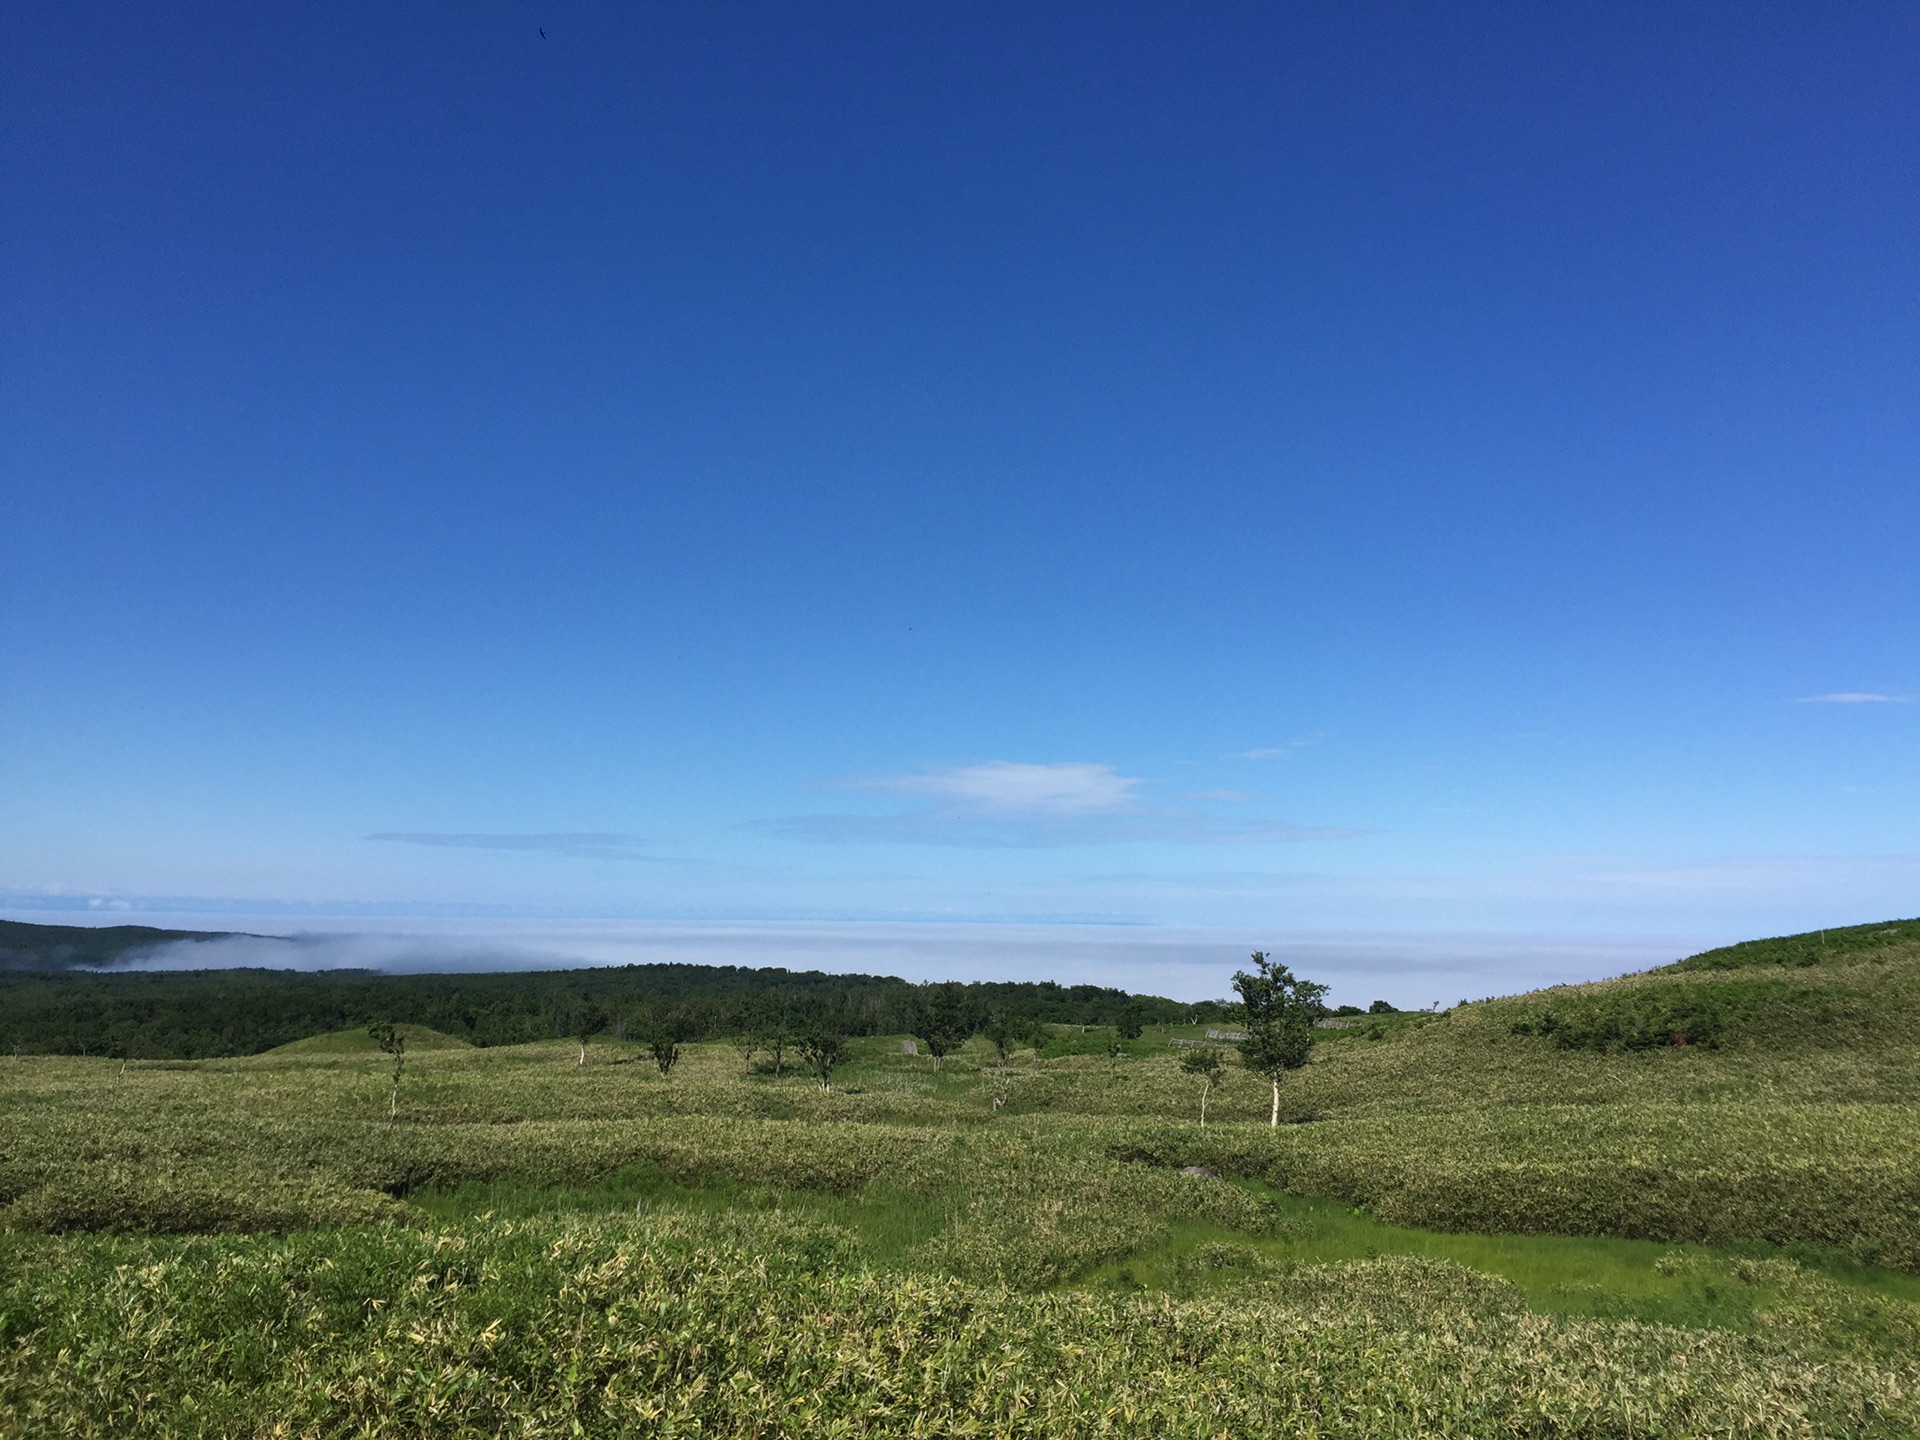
[4,920,1920,1436]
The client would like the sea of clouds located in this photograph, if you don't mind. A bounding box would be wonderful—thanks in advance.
[13,913,1701,1009]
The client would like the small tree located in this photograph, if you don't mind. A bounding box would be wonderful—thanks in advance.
[982,1013,1020,1071]
[766,999,796,1076]
[571,1001,609,1067]
[1180,1045,1226,1127]
[647,1019,682,1078]
[797,1013,849,1092]
[727,998,763,1075]
[1233,951,1328,1127]
[1116,1002,1148,1041]
[913,983,971,1071]
[367,1022,406,1124]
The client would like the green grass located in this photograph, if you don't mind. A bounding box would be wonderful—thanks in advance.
[263,1022,473,1055]
[1087,1182,1920,1326]
[407,1163,953,1267]
[6,917,1920,1436]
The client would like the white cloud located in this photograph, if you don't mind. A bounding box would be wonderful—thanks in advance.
[851,761,1139,816]
[1795,692,1911,705]
[766,759,1356,848]
[1235,737,1321,760]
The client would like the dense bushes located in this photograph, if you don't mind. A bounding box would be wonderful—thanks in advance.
[1109,1104,1920,1270]
[6,1217,1916,1438]
[1504,979,1865,1051]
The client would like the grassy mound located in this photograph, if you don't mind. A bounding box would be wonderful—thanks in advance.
[262,1023,472,1056]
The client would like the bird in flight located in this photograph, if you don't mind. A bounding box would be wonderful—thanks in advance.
[539,27,547,40]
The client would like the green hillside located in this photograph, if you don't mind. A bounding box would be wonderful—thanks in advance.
[6,918,1920,1437]
[1670,916,1920,971]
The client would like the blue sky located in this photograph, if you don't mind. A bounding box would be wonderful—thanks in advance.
[3,3,1916,977]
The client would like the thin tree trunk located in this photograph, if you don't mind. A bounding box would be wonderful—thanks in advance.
[578,1040,587,1067]
[389,1086,397,1124]
[1200,1082,1209,1128]
[1270,1077,1279,1127]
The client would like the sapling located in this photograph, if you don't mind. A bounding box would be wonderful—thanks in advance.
[571,1001,609,1067]
[367,1022,406,1124]
[983,1014,1019,1071]
[1180,1045,1226,1127]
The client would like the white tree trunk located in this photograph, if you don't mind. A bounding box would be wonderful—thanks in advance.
[1200,1082,1209,1128]
[1270,1077,1279,1126]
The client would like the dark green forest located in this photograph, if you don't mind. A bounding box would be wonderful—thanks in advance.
[0,919,232,970]
[0,922,1224,1058]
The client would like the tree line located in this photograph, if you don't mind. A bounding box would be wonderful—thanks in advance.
[0,963,1235,1060]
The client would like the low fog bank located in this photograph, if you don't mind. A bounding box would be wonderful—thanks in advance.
[28,914,1706,1008]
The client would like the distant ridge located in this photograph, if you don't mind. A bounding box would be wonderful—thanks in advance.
[0,918,235,971]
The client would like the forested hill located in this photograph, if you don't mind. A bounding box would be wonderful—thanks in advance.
[0,919,231,970]
[0,950,1214,1059]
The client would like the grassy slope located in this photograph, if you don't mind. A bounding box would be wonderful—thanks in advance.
[5,921,1920,1436]
[263,1023,473,1055]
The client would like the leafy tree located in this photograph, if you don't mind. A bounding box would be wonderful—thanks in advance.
[1369,1000,1398,1014]
[1179,1045,1226,1127]
[763,994,794,1076]
[726,997,763,1075]
[570,1001,609,1067]
[366,1022,406,1124]
[982,1012,1021,1070]
[797,1011,849,1091]
[1116,1002,1148,1040]
[913,983,972,1070]
[647,1018,683,1078]
[1233,952,1328,1127]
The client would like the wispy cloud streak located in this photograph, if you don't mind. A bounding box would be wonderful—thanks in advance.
[367,833,690,862]
[765,760,1356,848]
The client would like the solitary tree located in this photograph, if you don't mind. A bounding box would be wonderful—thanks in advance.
[571,1001,609,1067]
[1233,951,1328,1127]
[913,983,972,1070]
[647,1018,682,1078]
[797,1012,849,1092]
[367,1022,407,1124]
[1180,1045,1226,1127]
[1116,1002,1148,1040]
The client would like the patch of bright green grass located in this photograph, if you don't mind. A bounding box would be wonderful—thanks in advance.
[1081,1182,1920,1332]
[408,1164,951,1266]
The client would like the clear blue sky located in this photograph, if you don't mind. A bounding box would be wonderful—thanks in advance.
[3,3,1916,956]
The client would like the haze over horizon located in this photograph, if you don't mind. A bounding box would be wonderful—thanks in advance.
[4,4,1916,989]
